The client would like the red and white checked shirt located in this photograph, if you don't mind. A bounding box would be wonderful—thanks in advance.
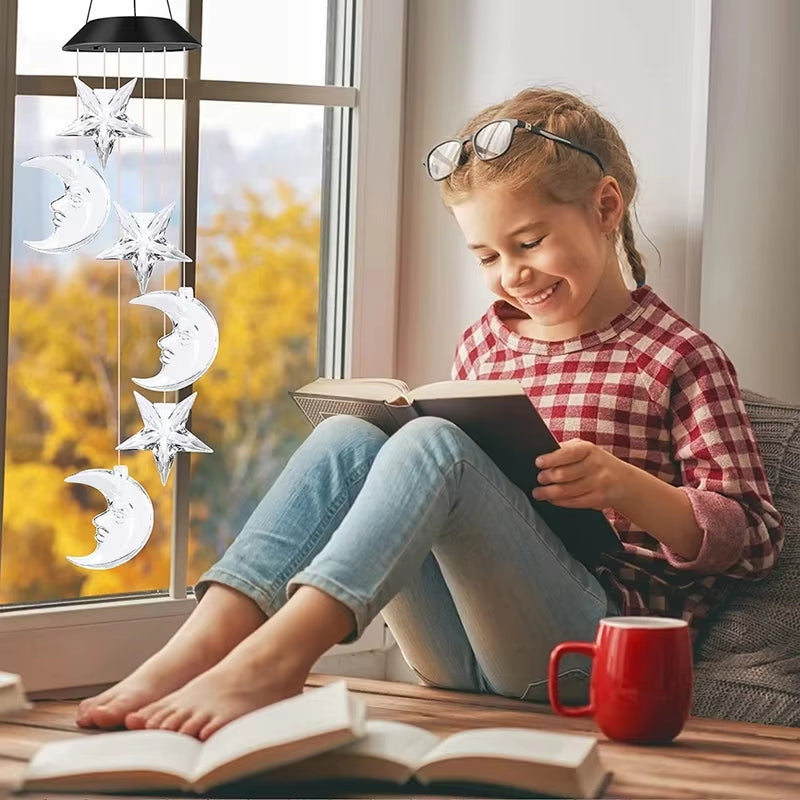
[451,286,784,642]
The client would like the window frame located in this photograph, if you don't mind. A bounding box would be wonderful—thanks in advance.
[0,0,405,694]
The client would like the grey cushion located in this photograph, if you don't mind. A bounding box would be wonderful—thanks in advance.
[692,389,800,726]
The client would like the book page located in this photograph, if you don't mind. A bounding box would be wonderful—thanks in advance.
[265,719,441,785]
[294,377,410,402]
[408,379,525,401]
[24,730,201,785]
[0,672,20,688]
[336,719,441,765]
[192,681,365,786]
[418,727,596,769]
[0,672,32,715]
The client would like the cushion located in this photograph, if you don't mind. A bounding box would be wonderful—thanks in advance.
[691,389,800,726]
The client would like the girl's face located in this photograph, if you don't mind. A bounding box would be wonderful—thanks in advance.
[450,180,631,341]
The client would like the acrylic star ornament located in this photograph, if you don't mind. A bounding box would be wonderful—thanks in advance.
[117,391,213,485]
[96,201,191,294]
[58,77,149,169]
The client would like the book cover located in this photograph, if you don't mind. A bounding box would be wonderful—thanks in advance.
[291,379,623,567]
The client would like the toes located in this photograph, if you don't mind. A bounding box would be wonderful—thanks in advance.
[143,704,175,730]
[199,714,227,741]
[75,692,114,727]
[180,711,213,739]
[160,708,192,732]
[125,700,164,731]
[75,708,96,728]
[90,701,129,730]
[124,710,147,730]
[76,698,95,719]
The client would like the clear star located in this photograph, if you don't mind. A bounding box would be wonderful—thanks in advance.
[59,77,149,169]
[96,201,191,294]
[117,391,212,486]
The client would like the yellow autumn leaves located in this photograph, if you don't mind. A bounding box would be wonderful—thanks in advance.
[1,183,319,604]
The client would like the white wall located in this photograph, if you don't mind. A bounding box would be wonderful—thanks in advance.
[398,0,712,387]
[397,0,800,405]
[699,0,800,403]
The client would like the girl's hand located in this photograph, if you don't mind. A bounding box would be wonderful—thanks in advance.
[532,439,631,511]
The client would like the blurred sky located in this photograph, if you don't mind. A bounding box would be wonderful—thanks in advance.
[16,0,330,147]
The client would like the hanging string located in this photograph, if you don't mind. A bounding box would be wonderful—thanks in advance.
[142,48,146,213]
[117,49,122,464]
[75,51,79,116]
[181,55,186,288]
[100,45,121,463]
[163,46,168,403]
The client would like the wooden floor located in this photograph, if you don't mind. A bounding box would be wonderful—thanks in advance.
[2,673,800,799]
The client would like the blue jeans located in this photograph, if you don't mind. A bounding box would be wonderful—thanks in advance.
[195,415,620,704]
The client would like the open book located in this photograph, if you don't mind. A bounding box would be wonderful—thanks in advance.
[263,719,610,799]
[0,672,32,717]
[291,377,623,567]
[22,681,365,794]
[24,690,609,799]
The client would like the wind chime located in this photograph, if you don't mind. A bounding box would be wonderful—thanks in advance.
[22,3,216,570]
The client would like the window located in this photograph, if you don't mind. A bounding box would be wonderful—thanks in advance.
[201,0,333,86]
[0,0,404,693]
[188,101,326,585]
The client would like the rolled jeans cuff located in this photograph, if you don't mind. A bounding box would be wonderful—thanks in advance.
[194,566,279,617]
[287,569,371,644]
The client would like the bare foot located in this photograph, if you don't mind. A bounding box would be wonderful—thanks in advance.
[121,584,354,739]
[125,646,307,740]
[75,647,215,731]
[76,584,267,730]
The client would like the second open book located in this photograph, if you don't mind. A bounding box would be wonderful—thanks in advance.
[23,681,610,798]
[0,672,32,716]
[291,377,623,568]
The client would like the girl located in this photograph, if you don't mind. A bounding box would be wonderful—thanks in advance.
[76,87,783,741]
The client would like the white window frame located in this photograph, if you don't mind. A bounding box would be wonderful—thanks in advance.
[0,0,406,695]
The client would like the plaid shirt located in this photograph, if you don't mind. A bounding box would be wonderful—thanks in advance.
[452,286,784,642]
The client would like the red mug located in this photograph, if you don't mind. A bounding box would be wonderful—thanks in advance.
[549,616,693,744]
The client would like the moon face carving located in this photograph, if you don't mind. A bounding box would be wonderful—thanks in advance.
[64,465,154,570]
[22,151,110,254]
[130,287,219,392]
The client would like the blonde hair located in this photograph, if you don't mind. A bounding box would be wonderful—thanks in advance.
[439,87,647,287]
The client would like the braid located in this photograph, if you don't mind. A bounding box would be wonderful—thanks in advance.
[620,209,646,287]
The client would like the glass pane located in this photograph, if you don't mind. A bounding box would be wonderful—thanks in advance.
[17,0,189,78]
[201,0,333,85]
[187,101,324,586]
[1,93,185,605]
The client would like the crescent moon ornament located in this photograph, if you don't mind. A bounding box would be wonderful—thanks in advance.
[22,151,110,254]
[130,287,219,392]
[58,77,149,170]
[96,202,191,295]
[64,465,154,570]
[117,391,213,485]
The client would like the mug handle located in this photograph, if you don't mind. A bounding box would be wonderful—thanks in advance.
[548,641,595,717]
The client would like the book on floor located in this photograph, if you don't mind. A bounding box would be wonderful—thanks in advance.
[290,377,623,568]
[22,681,366,794]
[0,672,32,717]
[261,718,610,799]
[24,686,610,799]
